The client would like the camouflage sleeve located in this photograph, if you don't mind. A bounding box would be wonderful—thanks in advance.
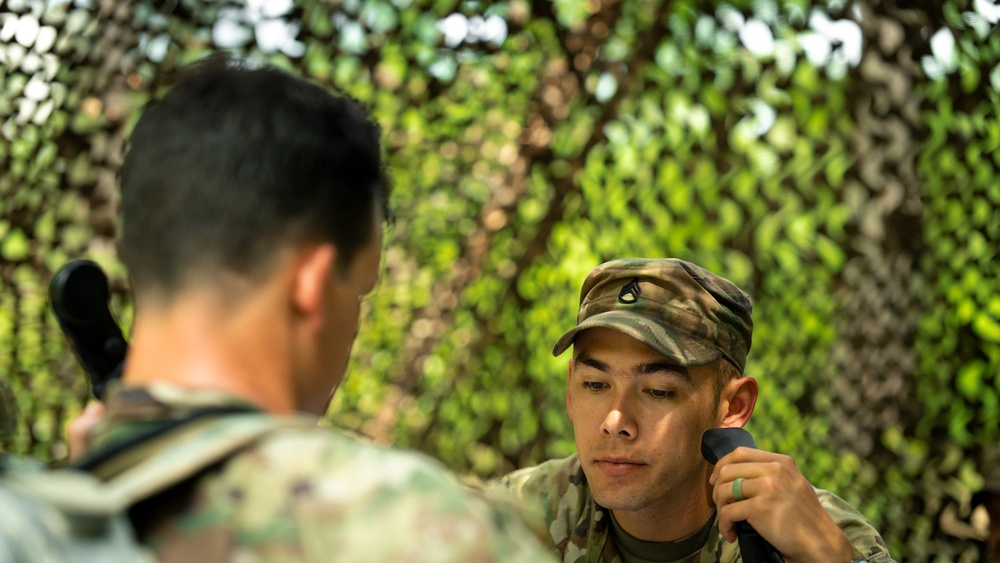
[486,456,587,552]
[487,464,559,546]
[162,428,556,562]
[0,462,154,563]
[815,488,896,562]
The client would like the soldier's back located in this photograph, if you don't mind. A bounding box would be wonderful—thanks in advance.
[79,385,552,562]
[140,425,551,562]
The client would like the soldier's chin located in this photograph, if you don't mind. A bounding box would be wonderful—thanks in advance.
[590,486,647,512]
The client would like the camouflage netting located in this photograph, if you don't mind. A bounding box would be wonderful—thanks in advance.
[0,0,997,559]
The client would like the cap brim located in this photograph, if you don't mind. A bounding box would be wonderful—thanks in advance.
[551,311,722,367]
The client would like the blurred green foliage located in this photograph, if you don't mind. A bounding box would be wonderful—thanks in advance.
[0,0,997,559]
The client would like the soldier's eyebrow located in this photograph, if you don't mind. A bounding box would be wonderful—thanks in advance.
[634,361,692,385]
[574,354,608,372]
[573,355,692,385]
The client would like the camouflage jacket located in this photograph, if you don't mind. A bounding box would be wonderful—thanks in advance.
[488,454,894,563]
[84,384,555,563]
[0,454,154,563]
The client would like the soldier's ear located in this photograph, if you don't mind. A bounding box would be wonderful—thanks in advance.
[718,375,757,428]
[290,244,337,325]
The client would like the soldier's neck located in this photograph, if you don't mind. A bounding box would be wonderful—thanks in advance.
[122,290,298,415]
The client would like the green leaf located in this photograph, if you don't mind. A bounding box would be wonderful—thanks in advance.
[973,312,1000,342]
[815,235,845,270]
[786,214,815,250]
[956,360,986,401]
[0,228,29,261]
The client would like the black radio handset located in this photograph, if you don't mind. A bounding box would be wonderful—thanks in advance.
[49,260,128,400]
[701,427,785,563]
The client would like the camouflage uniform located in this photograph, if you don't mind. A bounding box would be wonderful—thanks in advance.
[0,456,154,563]
[83,384,554,563]
[489,454,894,563]
[0,380,152,562]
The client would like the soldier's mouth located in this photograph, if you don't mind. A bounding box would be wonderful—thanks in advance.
[594,458,645,476]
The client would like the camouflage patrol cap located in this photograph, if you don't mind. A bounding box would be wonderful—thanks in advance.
[552,258,754,372]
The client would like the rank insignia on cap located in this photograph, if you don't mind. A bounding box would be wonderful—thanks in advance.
[618,278,641,304]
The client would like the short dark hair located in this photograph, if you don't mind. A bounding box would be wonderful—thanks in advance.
[120,56,389,300]
[713,358,742,405]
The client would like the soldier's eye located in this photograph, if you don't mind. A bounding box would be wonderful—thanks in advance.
[646,389,674,400]
[582,381,607,392]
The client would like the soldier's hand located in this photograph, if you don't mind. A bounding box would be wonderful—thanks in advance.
[67,401,105,461]
[709,447,855,563]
